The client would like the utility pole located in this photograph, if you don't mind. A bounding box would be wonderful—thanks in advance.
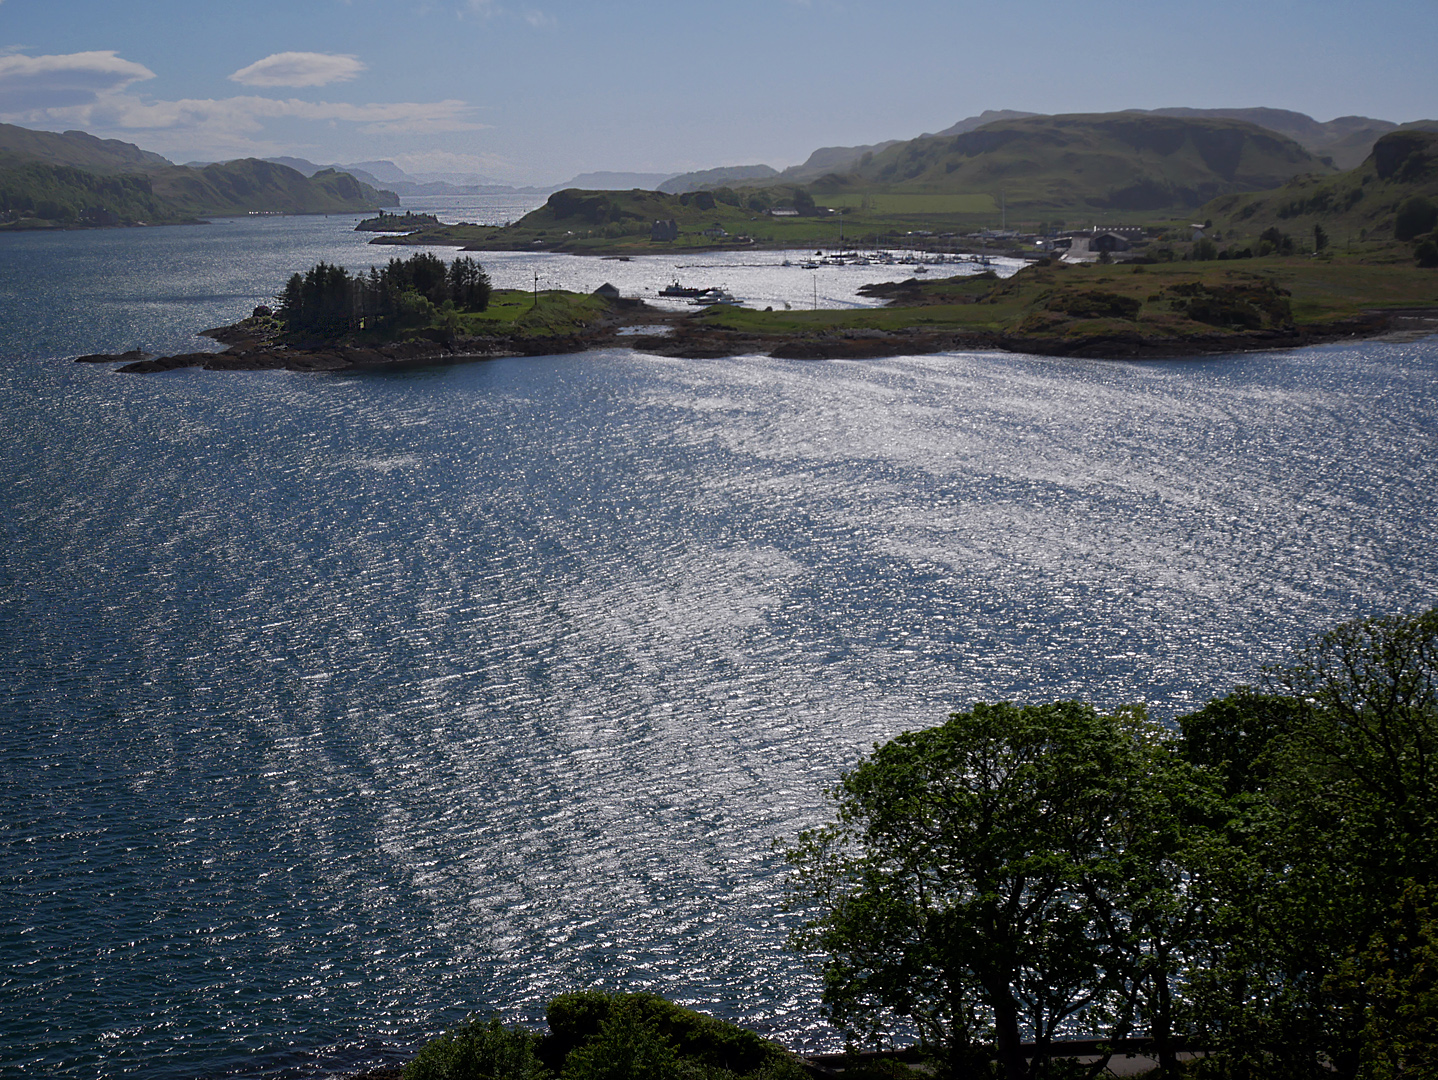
[533,270,539,310]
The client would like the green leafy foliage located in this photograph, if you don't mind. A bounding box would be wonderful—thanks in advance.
[785,701,1203,1080]
[543,992,798,1079]
[1173,610,1438,1080]
[405,994,805,1080]
[1161,278,1292,330]
[1395,196,1438,242]
[556,1000,683,1080]
[1044,289,1141,320]
[404,1015,547,1080]
[276,254,491,340]
[788,609,1438,1080]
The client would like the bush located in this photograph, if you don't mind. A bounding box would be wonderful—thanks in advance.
[1163,279,1292,329]
[1395,196,1437,242]
[1417,239,1438,268]
[405,1015,546,1080]
[1045,289,1141,320]
[1191,237,1218,261]
[544,992,787,1077]
[558,1000,682,1080]
[1259,226,1295,256]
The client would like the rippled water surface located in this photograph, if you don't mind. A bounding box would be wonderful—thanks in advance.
[1,215,1435,1078]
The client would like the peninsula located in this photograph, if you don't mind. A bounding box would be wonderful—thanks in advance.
[74,255,1436,374]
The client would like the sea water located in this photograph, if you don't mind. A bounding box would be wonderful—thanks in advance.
[1,212,1435,1078]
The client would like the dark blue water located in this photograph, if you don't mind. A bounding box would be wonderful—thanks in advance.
[2,217,1436,1078]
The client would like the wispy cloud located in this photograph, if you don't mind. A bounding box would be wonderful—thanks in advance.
[24,92,484,137]
[0,49,484,159]
[0,50,155,112]
[229,52,366,89]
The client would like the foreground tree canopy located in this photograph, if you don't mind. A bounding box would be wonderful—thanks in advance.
[784,608,1438,1080]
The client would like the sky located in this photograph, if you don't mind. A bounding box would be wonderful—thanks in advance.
[1,0,1435,186]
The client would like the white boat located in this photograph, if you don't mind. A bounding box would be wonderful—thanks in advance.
[690,288,739,306]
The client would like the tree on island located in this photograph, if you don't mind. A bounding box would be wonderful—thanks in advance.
[276,252,491,340]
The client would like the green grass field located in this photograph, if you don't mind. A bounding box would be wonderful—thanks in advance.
[690,257,1437,340]
[451,289,609,336]
[820,192,998,215]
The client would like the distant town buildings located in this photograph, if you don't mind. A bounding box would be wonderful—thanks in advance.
[1056,226,1147,262]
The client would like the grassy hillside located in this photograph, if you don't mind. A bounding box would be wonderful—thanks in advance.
[1137,108,1399,169]
[659,164,778,194]
[1202,130,1438,260]
[372,185,862,253]
[693,258,1437,355]
[829,113,1334,212]
[0,122,173,173]
[0,161,193,227]
[777,111,1038,183]
[149,159,396,216]
[0,124,396,227]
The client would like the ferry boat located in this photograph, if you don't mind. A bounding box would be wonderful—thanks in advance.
[659,280,710,298]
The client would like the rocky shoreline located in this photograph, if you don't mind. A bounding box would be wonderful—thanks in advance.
[70,304,1433,375]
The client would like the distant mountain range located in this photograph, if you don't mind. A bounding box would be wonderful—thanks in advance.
[246,157,682,197]
[775,110,1041,182]
[7,104,1437,231]
[648,108,1437,213]
[818,112,1335,211]
[1,124,397,228]
[658,165,778,195]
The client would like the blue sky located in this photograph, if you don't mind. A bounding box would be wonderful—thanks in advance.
[1,0,1435,185]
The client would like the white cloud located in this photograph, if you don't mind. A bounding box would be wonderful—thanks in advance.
[26,92,483,136]
[229,52,366,89]
[0,50,155,112]
[0,49,485,164]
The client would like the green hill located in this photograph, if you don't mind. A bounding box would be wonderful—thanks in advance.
[658,164,778,194]
[148,159,396,216]
[0,123,396,228]
[0,122,173,173]
[1136,108,1399,169]
[1203,129,1438,255]
[0,161,187,227]
[814,113,1335,213]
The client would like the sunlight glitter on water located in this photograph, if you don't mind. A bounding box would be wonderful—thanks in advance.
[2,213,1436,1079]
